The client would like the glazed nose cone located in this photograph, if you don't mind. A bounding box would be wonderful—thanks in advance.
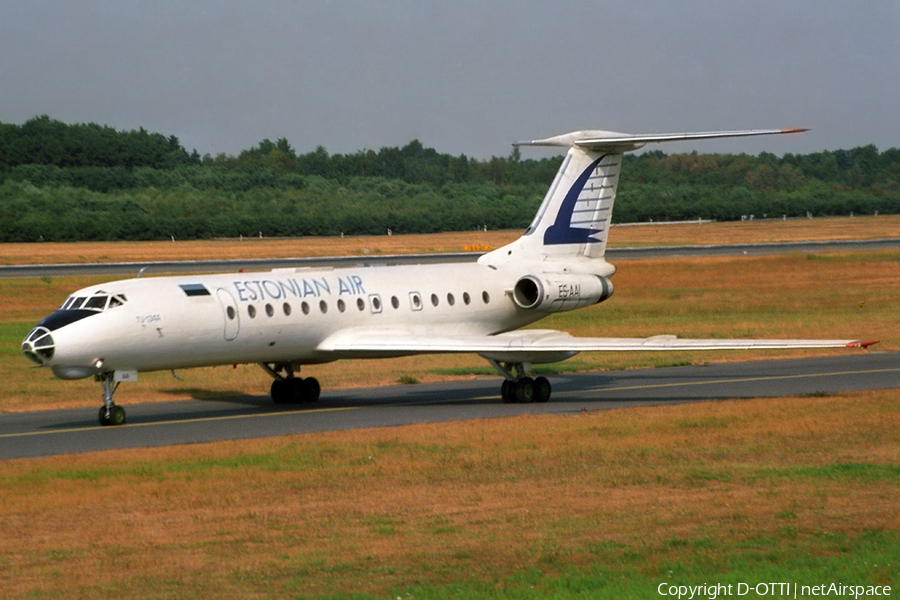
[22,327,55,365]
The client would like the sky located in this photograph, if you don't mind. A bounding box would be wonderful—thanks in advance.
[1,1,898,159]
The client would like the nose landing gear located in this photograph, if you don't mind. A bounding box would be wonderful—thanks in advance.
[97,372,126,426]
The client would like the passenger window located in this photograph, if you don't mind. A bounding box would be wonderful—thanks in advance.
[463,292,471,305]
[226,306,236,320]
[447,293,455,306]
[482,291,490,304]
[338,299,346,313]
[391,296,399,309]
[319,300,328,314]
[265,304,274,317]
[370,294,382,313]
[283,303,292,316]
[357,298,365,311]
[302,301,310,315]
[431,293,439,307]
[410,292,422,311]
[248,305,257,318]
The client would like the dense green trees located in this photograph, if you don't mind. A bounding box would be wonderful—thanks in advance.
[0,116,898,242]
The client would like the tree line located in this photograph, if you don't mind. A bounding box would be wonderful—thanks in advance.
[0,116,898,242]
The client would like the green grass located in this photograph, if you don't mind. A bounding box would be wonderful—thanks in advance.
[757,463,900,484]
[367,531,900,600]
[0,321,30,356]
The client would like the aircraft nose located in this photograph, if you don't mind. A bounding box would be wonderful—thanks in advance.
[22,326,55,366]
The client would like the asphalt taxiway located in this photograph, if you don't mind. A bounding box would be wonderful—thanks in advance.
[1,352,896,460]
[3,238,900,278]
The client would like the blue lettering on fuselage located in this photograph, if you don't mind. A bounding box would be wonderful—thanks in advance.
[338,275,366,295]
[232,275,365,303]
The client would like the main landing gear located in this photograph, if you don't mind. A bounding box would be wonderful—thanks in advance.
[489,360,552,404]
[97,372,126,426]
[261,363,321,404]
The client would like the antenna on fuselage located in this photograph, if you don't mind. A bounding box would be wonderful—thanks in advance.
[137,266,149,278]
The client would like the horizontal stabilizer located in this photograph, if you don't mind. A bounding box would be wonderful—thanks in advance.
[516,128,808,153]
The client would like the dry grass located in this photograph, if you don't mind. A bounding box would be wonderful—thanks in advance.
[2,214,899,265]
[0,390,897,598]
[0,230,520,266]
[609,214,900,246]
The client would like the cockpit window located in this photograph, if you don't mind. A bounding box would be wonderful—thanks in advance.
[84,295,108,310]
[60,291,126,313]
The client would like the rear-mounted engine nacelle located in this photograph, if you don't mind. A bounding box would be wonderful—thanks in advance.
[512,273,613,313]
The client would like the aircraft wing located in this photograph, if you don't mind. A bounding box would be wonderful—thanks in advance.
[318,328,876,363]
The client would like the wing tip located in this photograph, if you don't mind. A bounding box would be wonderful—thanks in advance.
[846,339,879,349]
[781,127,810,134]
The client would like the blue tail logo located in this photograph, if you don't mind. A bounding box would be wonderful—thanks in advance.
[543,156,606,246]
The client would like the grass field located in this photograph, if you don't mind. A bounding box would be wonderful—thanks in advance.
[1,392,897,598]
[1,216,898,598]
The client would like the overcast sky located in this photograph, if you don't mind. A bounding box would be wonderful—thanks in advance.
[1,1,897,159]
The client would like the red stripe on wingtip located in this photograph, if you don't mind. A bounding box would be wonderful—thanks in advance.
[847,340,879,349]
[781,128,809,134]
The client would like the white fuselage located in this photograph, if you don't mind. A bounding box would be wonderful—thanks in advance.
[42,260,571,379]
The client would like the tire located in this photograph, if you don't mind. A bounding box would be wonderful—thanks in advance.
[533,376,552,403]
[301,377,321,403]
[271,379,289,404]
[109,405,126,426]
[501,380,515,403]
[515,377,535,403]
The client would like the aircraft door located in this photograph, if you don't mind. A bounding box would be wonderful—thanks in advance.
[216,288,240,341]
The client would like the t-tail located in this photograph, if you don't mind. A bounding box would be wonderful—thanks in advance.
[479,127,808,271]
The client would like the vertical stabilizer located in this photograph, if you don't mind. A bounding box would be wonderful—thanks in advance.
[479,139,622,268]
[540,148,622,260]
[479,127,807,270]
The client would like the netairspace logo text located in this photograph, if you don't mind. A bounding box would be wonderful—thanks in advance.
[657,582,892,599]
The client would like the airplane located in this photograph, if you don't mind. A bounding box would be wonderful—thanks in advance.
[21,127,877,426]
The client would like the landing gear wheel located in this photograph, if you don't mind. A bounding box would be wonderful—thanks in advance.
[501,380,515,403]
[271,378,291,404]
[533,376,551,403]
[301,377,320,403]
[110,405,126,426]
[515,377,535,403]
[99,404,126,426]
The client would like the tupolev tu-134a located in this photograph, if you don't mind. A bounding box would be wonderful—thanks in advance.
[22,128,877,426]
